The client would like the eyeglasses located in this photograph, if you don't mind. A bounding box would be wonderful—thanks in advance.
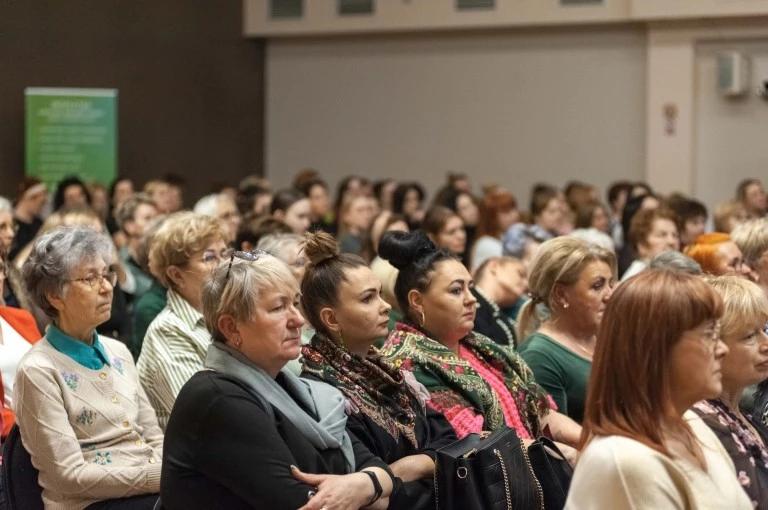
[0,222,17,234]
[201,248,234,265]
[66,271,118,290]
[225,249,271,281]
[699,321,722,347]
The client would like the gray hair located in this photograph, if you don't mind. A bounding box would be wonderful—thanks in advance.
[201,254,299,343]
[194,193,230,218]
[569,228,615,253]
[256,233,304,262]
[22,225,113,318]
[649,250,702,275]
[0,196,12,214]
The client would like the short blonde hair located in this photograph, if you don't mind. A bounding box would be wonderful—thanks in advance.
[731,219,768,266]
[202,254,299,342]
[148,212,227,288]
[518,236,617,340]
[703,275,768,337]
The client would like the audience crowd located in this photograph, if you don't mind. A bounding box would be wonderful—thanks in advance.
[1,170,768,509]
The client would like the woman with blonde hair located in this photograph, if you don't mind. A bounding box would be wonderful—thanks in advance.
[566,270,751,509]
[137,212,229,429]
[695,275,768,508]
[684,233,752,279]
[517,236,616,423]
[161,250,394,509]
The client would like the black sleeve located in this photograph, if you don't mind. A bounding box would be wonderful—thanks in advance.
[195,393,317,510]
[419,407,459,461]
[350,429,390,473]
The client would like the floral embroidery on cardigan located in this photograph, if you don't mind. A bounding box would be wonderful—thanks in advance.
[93,452,112,465]
[76,408,96,426]
[112,358,124,375]
[61,371,79,391]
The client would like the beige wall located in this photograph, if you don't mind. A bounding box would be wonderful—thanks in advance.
[696,40,768,209]
[266,28,647,208]
[644,20,768,209]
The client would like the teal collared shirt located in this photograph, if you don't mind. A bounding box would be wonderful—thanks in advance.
[47,324,111,370]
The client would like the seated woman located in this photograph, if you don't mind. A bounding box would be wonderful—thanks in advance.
[471,256,528,347]
[517,237,616,423]
[138,212,229,429]
[378,230,581,452]
[685,233,753,279]
[621,207,679,281]
[694,275,768,508]
[161,250,393,510]
[470,188,519,272]
[0,247,41,439]
[16,225,163,510]
[422,206,467,259]
[567,270,751,509]
[299,231,457,509]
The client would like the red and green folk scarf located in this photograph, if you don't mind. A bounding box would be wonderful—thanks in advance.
[380,322,551,437]
[301,333,421,448]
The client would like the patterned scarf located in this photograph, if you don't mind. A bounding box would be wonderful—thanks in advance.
[380,322,551,437]
[301,333,421,448]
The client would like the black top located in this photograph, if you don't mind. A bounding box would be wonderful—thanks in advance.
[303,372,457,509]
[471,288,517,347]
[161,371,390,510]
[9,216,42,261]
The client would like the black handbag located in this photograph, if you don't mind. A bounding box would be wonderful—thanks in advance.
[526,437,573,510]
[434,426,543,510]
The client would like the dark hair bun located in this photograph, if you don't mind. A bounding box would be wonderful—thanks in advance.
[378,230,436,270]
[303,231,339,266]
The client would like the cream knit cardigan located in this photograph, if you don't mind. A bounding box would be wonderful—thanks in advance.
[14,336,163,510]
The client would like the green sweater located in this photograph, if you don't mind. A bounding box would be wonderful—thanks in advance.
[518,332,591,423]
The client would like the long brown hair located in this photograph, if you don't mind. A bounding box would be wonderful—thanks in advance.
[581,270,723,462]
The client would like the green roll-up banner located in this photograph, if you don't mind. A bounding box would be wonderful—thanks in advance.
[25,87,117,188]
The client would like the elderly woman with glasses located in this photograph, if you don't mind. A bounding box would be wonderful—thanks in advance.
[161,250,394,510]
[694,276,768,508]
[15,226,163,510]
[137,212,229,429]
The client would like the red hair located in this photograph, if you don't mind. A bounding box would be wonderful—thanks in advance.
[684,233,731,274]
[581,270,723,462]
[476,189,516,238]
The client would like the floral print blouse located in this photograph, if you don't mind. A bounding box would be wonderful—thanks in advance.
[693,399,768,509]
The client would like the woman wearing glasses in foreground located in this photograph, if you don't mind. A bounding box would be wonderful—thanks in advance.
[161,250,394,510]
[566,270,751,509]
[15,226,164,509]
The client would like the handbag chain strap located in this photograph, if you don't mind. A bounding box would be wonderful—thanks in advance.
[520,437,545,510]
[434,464,439,510]
[493,448,512,510]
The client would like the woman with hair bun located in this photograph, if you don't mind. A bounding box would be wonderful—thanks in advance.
[299,231,457,509]
[378,231,581,456]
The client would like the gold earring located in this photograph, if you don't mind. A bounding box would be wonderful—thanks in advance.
[419,310,426,328]
[336,329,344,347]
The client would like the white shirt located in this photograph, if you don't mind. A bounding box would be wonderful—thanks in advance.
[566,411,752,510]
[0,316,33,409]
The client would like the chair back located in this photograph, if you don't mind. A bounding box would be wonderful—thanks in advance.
[2,424,44,510]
